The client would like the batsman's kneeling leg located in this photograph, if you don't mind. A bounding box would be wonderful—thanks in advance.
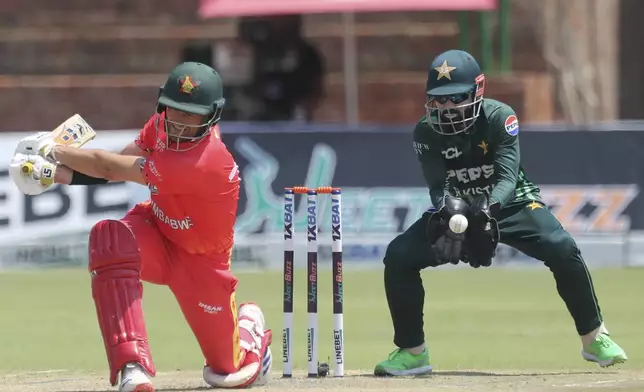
[89,220,155,386]
[202,303,273,388]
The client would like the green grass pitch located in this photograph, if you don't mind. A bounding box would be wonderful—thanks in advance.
[0,266,642,376]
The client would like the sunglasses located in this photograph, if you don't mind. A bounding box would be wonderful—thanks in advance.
[430,93,471,105]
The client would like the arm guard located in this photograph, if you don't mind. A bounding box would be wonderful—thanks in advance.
[70,170,109,185]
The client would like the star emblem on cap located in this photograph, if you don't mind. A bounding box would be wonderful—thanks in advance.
[434,60,457,81]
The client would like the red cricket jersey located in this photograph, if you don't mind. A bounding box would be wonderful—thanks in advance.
[134,114,240,255]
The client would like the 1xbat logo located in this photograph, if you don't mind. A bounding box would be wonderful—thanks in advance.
[331,199,341,241]
[284,194,294,240]
[307,201,317,242]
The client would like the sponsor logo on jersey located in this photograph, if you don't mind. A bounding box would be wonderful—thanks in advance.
[151,201,194,230]
[452,184,495,197]
[441,147,463,160]
[446,164,495,183]
[504,115,519,136]
[413,142,429,155]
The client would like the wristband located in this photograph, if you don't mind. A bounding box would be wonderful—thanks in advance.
[70,171,108,185]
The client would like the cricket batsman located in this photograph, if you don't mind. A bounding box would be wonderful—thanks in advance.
[8,62,273,391]
[374,50,628,376]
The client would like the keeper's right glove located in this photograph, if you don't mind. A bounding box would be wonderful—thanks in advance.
[426,194,470,265]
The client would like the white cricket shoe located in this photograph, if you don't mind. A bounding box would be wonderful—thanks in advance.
[203,302,273,388]
[119,362,154,392]
[239,302,272,386]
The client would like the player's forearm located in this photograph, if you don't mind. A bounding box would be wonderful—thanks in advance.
[54,164,111,186]
[489,148,520,207]
[423,170,448,209]
[53,145,146,184]
[490,178,516,208]
[429,187,446,209]
[52,146,111,179]
[421,153,448,209]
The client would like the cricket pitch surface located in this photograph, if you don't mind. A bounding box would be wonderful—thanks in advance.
[3,369,644,392]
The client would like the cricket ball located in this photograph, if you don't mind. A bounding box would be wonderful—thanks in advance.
[448,214,468,234]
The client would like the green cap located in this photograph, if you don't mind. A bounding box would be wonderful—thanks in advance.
[426,50,482,96]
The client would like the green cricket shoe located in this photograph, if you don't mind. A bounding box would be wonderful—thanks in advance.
[374,348,433,376]
[582,333,627,367]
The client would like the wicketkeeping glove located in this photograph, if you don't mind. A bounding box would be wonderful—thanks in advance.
[463,195,500,268]
[426,194,470,265]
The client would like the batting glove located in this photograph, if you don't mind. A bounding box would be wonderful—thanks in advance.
[9,153,57,195]
[14,132,57,161]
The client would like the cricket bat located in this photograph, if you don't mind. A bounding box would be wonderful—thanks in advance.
[20,114,96,176]
[50,113,96,148]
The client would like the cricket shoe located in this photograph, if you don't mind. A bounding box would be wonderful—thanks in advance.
[374,348,433,377]
[582,333,628,367]
[238,302,273,386]
[203,302,273,388]
[119,362,154,392]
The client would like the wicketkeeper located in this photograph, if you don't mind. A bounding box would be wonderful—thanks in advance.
[9,62,273,391]
[374,50,627,376]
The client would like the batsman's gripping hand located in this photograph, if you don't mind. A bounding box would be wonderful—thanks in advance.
[463,195,500,268]
[426,195,470,265]
[14,132,56,161]
[9,153,57,196]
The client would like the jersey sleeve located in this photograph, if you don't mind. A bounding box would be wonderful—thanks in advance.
[414,120,448,209]
[142,138,240,196]
[134,114,158,153]
[488,105,521,208]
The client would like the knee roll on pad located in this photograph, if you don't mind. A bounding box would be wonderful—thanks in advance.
[89,219,141,271]
[89,220,155,386]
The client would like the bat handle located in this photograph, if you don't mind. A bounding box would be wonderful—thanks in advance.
[20,162,34,176]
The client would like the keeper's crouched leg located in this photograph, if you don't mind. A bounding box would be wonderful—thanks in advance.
[89,220,155,387]
[503,202,603,336]
[383,216,437,349]
[535,228,603,336]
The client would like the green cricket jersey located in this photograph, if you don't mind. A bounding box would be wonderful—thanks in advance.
[413,98,541,209]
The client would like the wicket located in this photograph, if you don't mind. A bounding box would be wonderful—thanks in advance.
[282,186,344,378]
